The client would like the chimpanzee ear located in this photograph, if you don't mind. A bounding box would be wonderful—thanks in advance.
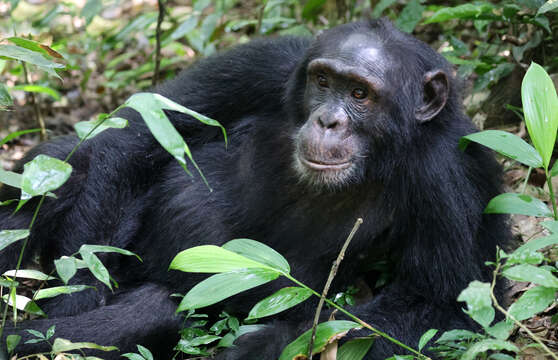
[415,70,449,123]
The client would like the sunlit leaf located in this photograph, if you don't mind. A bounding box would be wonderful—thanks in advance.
[51,338,118,353]
[457,281,494,328]
[246,287,312,320]
[177,268,279,311]
[484,193,552,217]
[0,229,29,252]
[508,286,556,321]
[521,62,558,169]
[74,116,128,140]
[279,321,362,360]
[223,239,290,273]
[459,130,542,168]
[502,264,558,288]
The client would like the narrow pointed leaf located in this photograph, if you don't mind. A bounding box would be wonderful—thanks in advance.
[337,338,374,360]
[279,321,362,360]
[522,62,558,169]
[508,286,556,321]
[177,268,279,311]
[170,245,272,273]
[74,117,128,140]
[223,239,290,273]
[0,230,29,252]
[21,154,72,197]
[246,287,312,320]
[484,193,552,217]
[459,130,542,168]
[502,264,558,288]
[34,285,93,300]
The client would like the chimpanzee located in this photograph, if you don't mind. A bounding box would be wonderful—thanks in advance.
[0,19,509,359]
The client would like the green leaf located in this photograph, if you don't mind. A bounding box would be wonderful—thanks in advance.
[0,229,29,252]
[418,329,438,351]
[0,83,13,108]
[508,286,556,321]
[502,264,558,288]
[6,334,21,354]
[0,128,41,147]
[137,345,153,360]
[485,320,514,340]
[484,193,552,217]
[246,287,312,320]
[279,321,362,360]
[459,130,542,168]
[74,116,128,140]
[81,0,103,24]
[424,3,495,24]
[0,44,64,78]
[2,269,55,281]
[0,168,22,188]
[395,0,424,33]
[217,325,266,348]
[462,339,518,360]
[177,268,279,311]
[170,245,273,273]
[55,256,78,284]
[51,338,118,353]
[521,62,558,170]
[79,250,112,290]
[34,285,92,300]
[21,154,72,198]
[79,244,141,261]
[12,85,60,100]
[538,0,558,14]
[223,239,290,273]
[457,281,495,328]
[337,338,374,360]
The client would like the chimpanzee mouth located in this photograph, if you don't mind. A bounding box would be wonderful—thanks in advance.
[300,156,352,171]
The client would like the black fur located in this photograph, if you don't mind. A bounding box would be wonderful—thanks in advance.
[0,19,510,359]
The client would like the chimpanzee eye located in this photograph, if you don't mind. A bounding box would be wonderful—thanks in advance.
[317,75,329,87]
[351,88,367,99]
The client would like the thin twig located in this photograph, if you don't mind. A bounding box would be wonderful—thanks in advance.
[307,218,363,359]
[490,262,558,360]
[21,62,46,141]
[153,0,165,86]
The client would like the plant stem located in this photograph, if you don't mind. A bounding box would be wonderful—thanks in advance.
[490,262,558,360]
[545,170,558,220]
[307,218,363,359]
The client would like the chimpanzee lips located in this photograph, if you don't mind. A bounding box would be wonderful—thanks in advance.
[300,156,352,170]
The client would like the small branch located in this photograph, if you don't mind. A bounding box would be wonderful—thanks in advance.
[490,262,558,360]
[307,218,363,359]
[21,62,47,141]
[153,0,165,86]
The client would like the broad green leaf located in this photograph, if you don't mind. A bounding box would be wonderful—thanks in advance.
[424,3,495,24]
[223,239,290,273]
[2,294,45,316]
[170,245,273,273]
[6,334,21,354]
[177,268,279,311]
[79,250,112,289]
[2,269,55,281]
[508,286,556,321]
[457,281,495,328]
[246,287,312,320]
[80,244,141,261]
[217,325,266,348]
[484,193,552,217]
[279,321,362,360]
[0,128,41,147]
[337,338,374,360]
[522,62,558,169]
[485,320,514,340]
[418,329,438,351]
[0,168,22,188]
[74,117,128,140]
[0,83,13,108]
[0,45,64,78]
[21,154,72,197]
[395,0,424,33]
[12,85,60,100]
[55,256,78,284]
[0,229,29,252]
[34,285,92,300]
[6,38,63,59]
[502,264,558,288]
[459,130,542,168]
[52,338,118,353]
[538,0,558,14]
[137,344,154,360]
[514,234,558,253]
[462,339,518,360]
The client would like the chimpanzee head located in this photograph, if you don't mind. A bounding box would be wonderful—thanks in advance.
[288,19,454,188]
